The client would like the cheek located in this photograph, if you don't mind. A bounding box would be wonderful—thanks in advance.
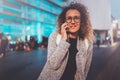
[67,23,71,27]
[76,26,80,31]
[77,23,80,29]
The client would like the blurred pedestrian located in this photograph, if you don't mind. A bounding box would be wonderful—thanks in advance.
[6,34,11,51]
[96,33,101,48]
[24,42,31,52]
[0,38,3,58]
[0,32,3,58]
[38,2,94,80]
[0,33,8,57]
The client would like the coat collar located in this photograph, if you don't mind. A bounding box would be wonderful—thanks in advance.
[56,33,88,51]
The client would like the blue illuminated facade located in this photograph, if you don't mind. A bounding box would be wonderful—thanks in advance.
[0,0,65,43]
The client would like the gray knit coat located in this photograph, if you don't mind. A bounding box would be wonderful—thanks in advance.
[37,31,93,80]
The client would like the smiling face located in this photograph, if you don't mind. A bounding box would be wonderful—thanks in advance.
[65,9,81,33]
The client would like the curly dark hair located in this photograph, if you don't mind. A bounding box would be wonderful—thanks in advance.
[57,2,94,40]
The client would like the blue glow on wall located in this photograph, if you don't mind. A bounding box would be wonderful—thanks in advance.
[0,0,63,43]
[41,22,56,37]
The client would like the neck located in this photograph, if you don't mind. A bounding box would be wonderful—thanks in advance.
[69,32,78,39]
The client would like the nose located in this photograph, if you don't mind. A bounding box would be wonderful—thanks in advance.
[71,18,75,23]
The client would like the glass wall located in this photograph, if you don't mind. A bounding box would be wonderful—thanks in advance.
[0,0,63,43]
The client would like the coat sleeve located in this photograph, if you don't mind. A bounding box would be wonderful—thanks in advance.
[47,32,70,70]
[84,40,93,78]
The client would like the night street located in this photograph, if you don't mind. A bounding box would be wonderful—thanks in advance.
[0,42,120,80]
[0,0,120,80]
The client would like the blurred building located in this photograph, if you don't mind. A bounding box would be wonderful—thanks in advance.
[68,0,118,44]
[0,0,67,43]
[111,18,120,41]
[117,20,120,39]
[1,0,118,44]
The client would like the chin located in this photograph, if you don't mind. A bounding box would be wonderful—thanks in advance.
[69,31,78,34]
[69,29,79,33]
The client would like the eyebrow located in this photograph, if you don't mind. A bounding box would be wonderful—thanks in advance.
[66,16,80,18]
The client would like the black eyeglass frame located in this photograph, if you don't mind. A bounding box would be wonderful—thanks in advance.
[65,16,81,23]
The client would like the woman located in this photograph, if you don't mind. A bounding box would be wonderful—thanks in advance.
[38,2,94,80]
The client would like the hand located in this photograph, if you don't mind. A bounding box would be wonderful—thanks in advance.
[61,22,69,41]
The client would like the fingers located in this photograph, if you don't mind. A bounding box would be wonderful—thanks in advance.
[61,22,68,33]
[61,22,69,41]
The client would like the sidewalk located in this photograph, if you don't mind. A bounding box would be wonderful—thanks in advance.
[94,41,119,48]
[87,41,120,80]
[95,42,120,80]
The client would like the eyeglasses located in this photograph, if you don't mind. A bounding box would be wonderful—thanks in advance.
[65,16,81,23]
